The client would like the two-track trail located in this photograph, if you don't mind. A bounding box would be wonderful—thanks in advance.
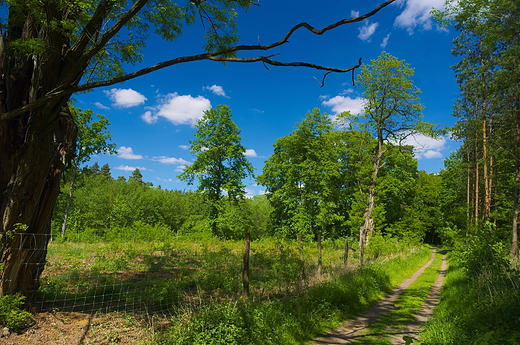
[313,248,447,345]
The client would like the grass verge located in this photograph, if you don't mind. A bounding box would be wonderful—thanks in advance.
[418,252,520,344]
[153,246,433,345]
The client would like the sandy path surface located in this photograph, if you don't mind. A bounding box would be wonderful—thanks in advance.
[313,249,446,345]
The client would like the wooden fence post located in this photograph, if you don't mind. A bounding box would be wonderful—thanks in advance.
[242,232,250,297]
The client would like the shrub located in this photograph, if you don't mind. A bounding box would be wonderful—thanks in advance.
[0,295,32,331]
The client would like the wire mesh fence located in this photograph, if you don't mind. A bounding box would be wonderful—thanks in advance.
[2,232,186,318]
[2,231,349,320]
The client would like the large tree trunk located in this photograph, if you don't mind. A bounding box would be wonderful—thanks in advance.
[0,106,75,301]
[0,9,80,301]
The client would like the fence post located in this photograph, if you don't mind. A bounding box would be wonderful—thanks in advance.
[317,233,322,278]
[242,232,250,297]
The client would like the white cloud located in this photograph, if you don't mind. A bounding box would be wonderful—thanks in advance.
[117,146,143,160]
[340,88,355,95]
[141,110,157,124]
[401,133,447,159]
[179,144,190,150]
[394,0,446,34]
[322,95,365,115]
[157,177,180,183]
[143,93,211,126]
[423,150,443,159]
[104,88,147,108]
[381,33,391,48]
[203,85,229,98]
[358,21,379,41]
[351,10,360,18]
[244,149,258,157]
[114,165,147,171]
[94,102,110,110]
[152,156,191,165]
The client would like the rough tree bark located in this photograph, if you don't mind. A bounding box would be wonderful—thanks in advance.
[359,141,385,266]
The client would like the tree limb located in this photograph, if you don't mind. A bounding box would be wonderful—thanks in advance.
[0,0,396,122]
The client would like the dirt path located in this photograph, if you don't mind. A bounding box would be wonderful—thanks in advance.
[313,249,446,345]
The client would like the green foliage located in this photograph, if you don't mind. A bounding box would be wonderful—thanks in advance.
[70,105,117,166]
[420,250,520,344]
[354,51,431,143]
[9,38,46,58]
[258,109,344,239]
[0,295,32,330]
[179,105,254,237]
[180,104,254,202]
[157,246,431,345]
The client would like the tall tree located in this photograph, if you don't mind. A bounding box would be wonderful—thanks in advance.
[61,106,115,238]
[439,0,520,257]
[258,109,342,240]
[179,104,254,236]
[351,51,436,265]
[0,0,394,300]
[0,0,396,299]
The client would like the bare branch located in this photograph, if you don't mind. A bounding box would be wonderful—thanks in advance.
[0,0,396,122]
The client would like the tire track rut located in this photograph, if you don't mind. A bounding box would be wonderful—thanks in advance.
[313,249,446,344]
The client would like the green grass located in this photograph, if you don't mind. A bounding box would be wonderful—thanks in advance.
[41,236,432,344]
[353,252,444,344]
[418,252,520,345]
[154,246,433,345]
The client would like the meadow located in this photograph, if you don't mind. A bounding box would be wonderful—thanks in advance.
[29,234,432,344]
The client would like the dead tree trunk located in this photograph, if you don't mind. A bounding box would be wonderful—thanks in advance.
[359,143,384,266]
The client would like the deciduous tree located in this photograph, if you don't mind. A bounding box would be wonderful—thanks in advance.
[351,51,437,265]
[179,104,254,236]
[61,106,115,238]
[0,0,395,300]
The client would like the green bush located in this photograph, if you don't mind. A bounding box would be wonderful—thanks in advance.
[0,295,32,330]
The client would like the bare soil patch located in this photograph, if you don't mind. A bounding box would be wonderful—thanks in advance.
[0,311,162,345]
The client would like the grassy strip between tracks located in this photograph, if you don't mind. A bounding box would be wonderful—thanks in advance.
[350,251,443,345]
[153,246,433,345]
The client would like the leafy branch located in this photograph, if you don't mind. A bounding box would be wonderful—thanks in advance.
[0,0,395,122]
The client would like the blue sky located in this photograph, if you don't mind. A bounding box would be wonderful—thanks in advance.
[75,0,461,196]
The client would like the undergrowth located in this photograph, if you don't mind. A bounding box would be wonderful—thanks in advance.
[419,239,520,345]
[0,294,32,331]
[154,246,432,345]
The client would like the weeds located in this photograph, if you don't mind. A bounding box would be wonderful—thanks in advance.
[155,246,432,345]
[419,245,520,344]
[0,294,33,331]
